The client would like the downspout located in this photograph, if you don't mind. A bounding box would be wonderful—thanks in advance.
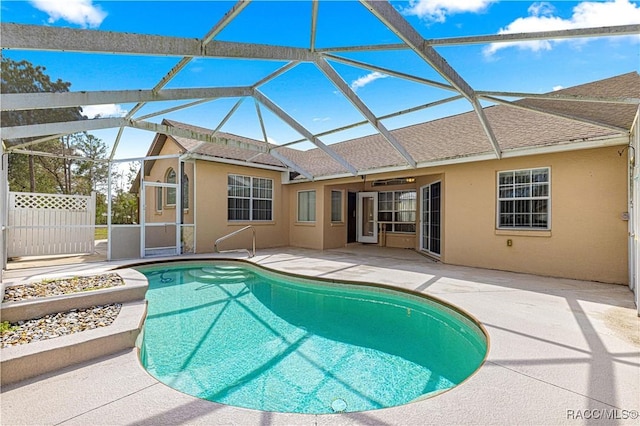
[631,107,640,316]
[0,147,7,283]
[107,161,112,261]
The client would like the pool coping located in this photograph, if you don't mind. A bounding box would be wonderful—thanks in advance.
[1,247,638,425]
[130,257,490,410]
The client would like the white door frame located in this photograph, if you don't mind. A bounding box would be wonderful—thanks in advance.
[357,192,378,243]
[140,179,180,257]
[420,181,442,256]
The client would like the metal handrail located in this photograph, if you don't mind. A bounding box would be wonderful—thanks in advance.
[214,225,256,258]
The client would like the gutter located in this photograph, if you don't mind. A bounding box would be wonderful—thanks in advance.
[284,134,629,184]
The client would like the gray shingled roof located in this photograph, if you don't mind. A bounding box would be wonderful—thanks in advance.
[163,119,287,169]
[518,72,639,130]
[154,72,638,179]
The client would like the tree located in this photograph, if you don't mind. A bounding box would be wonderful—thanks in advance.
[1,57,84,192]
[2,58,137,226]
[110,163,139,225]
[75,133,109,195]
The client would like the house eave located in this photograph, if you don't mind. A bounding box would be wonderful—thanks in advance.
[285,134,630,183]
[182,152,290,172]
[500,134,629,158]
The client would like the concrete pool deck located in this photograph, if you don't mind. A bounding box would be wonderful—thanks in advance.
[1,246,639,425]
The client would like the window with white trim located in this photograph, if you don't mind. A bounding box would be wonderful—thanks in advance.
[331,190,343,222]
[182,174,189,209]
[165,168,176,206]
[298,190,316,222]
[497,167,550,229]
[155,182,162,212]
[378,190,416,233]
[227,174,273,221]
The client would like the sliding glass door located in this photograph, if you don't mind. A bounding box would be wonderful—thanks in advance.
[421,182,441,256]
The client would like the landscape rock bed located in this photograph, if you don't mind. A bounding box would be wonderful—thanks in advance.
[3,273,124,302]
[1,273,126,348]
[1,303,122,348]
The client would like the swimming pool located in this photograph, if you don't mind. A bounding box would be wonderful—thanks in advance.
[136,261,487,414]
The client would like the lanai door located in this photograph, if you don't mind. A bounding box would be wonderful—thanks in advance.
[421,182,441,256]
[357,192,378,243]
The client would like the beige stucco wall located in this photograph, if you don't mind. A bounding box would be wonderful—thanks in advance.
[194,161,289,253]
[144,138,627,284]
[322,181,364,249]
[288,181,324,249]
[284,146,628,284]
[442,146,628,284]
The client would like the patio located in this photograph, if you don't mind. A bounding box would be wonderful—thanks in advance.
[1,246,638,425]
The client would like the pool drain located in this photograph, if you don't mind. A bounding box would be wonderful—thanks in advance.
[331,398,347,413]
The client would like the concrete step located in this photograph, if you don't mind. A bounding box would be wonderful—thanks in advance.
[1,269,147,323]
[0,269,148,386]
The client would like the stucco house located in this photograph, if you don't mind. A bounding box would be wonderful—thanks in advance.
[132,72,639,285]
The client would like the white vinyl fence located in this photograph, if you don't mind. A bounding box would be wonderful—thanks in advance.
[7,191,95,257]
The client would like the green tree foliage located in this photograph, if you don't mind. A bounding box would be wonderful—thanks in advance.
[1,57,84,193]
[0,58,81,125]
[110,163,139,225]
[75,133,109,194]
[2,58,139,226]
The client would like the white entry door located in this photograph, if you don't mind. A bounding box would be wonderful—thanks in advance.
[357,192,378,243]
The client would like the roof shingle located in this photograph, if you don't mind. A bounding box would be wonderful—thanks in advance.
[151,72,638,179]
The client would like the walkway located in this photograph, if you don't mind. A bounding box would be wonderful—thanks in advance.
[1,247,639,425]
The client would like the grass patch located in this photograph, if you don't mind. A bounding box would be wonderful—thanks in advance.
[94,227,108,240]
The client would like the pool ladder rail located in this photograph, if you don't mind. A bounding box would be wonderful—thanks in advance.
[214,225,256,258]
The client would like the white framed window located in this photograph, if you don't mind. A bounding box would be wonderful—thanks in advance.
[331,190,343,222]
[155,182,163,212]
[182,173,189,210]
[165,168,176,206]
[378,190,416,233]
[228,174,273,221]
[298,190,316,222]
[497,167,550,229]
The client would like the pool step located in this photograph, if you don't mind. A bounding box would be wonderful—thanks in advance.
[188,268,252,283]
[0,269,149,386]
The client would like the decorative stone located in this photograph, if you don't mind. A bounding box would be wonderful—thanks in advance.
[1,304,122,348]
[2,273,124,303]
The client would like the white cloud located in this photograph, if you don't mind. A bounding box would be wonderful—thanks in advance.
[552,85,564,91]
[30,0,106,28]
[350,72,388,91]
[82,104,127,119]
[527,2,556,17]
[312,117,331,122]
[404,0,496,23]
[484,0,640,56]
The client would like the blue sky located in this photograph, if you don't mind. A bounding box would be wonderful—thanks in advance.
[2,0,639,159]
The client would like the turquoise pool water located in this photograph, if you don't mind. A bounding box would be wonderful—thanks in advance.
[137,261,487,414]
